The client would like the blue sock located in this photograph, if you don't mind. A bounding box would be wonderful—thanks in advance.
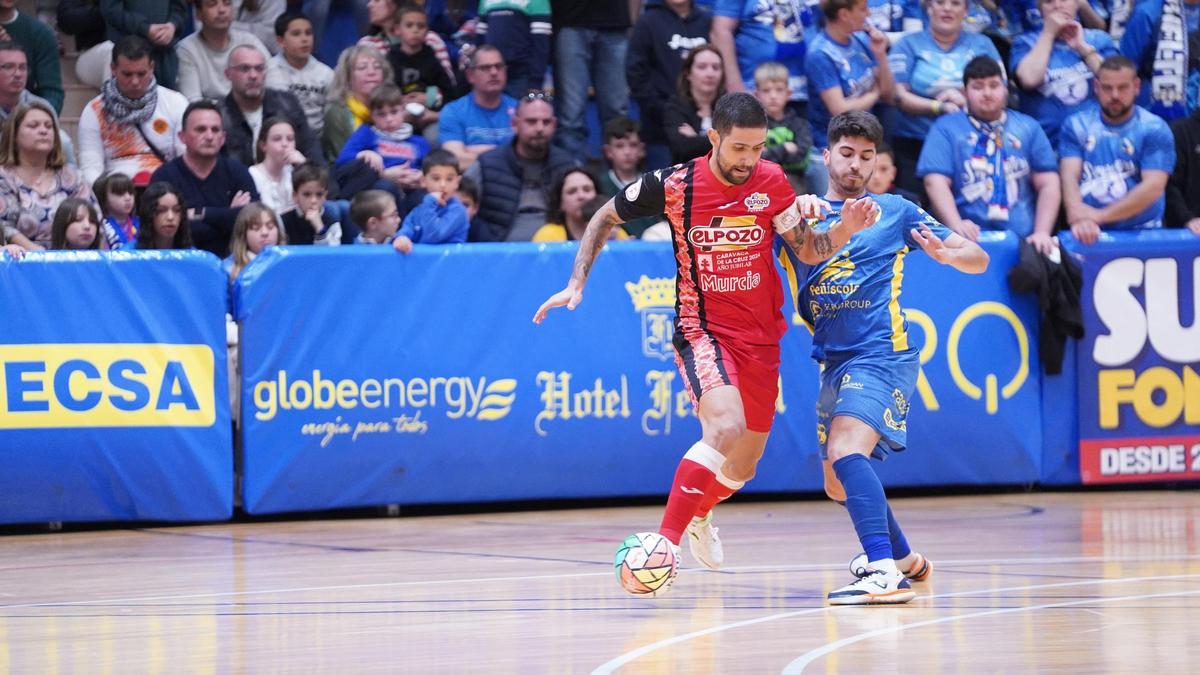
[832,454,892,563]
[887,505,911,560]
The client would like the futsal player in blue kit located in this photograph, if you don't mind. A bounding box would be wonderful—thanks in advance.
[777,110,990,604]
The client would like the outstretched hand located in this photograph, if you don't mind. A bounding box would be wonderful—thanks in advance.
[795,194,833,220]
[910,223,953,263]
[533,283,583,324]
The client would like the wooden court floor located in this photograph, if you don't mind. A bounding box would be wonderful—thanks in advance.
[2,490,1199,673]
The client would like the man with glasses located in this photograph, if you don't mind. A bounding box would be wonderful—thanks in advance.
[219,45,323,168]
[439,46,518,170]
[78,35,187,185]
[0,41,76,168]
[465,90,580,241]
[177,0,270,101]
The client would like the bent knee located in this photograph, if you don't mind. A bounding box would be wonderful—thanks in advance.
[707,418,746,449]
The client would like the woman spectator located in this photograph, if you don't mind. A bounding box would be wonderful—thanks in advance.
[322,45,394,164]
[0,102,98,250]
[889,0,1002,197]
[135,181,192,250]
[1012,0,1117,146]
[533,167,628,242]
[664,44,726,165]
[250,118,306,215]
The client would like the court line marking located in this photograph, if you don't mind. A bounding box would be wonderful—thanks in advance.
[2,554,1199,611]
[589,573,1200,675]
[781,587,1200,674]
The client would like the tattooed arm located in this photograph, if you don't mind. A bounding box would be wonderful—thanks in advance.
[533,198,625,323]
[778,196,880,265]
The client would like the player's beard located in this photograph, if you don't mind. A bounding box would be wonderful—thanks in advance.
[828,164,871,199]
[715,146,754,185]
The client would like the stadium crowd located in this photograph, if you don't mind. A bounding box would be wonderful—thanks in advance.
[0,0,1198,272]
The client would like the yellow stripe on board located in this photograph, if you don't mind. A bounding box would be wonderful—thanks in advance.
[888,248,909,351]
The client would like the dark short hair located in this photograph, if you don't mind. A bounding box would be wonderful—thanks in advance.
[112,35,153,65]
[603,116,640,143]
[827,110,883,148]
[877,141,895,160]
[1099,54,1138,75]
[468,44,504,69]
[712,92,767,136]
[421,149,459,174]
[349,189,394,228]
[274,10,312,36]
[181,99,222,131]
[0,40,24,57]
[93,171,135,205]
[292,162,329,192]
[963,55,1004,84]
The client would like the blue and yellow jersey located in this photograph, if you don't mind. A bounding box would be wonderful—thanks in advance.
[776,192,952,363]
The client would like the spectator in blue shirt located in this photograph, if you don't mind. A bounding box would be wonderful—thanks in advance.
[1012,0,1117,145]
[438,46,517,170]
[806,0,896,150]
[710,0,820,100]
[1060,55,1176,242]
[889,0,1002,198]
[920,56,1061,253]
[1118,0,1198,121]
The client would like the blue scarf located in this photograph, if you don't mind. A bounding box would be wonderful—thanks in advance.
[968,113,1011,222]
[1151,0,1189,120]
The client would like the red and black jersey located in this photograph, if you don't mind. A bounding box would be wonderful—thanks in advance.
[615,153,798,347]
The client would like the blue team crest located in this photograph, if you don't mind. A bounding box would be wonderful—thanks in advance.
[626,275,676,361]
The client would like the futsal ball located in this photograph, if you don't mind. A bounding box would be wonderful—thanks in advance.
[614,532,678,597]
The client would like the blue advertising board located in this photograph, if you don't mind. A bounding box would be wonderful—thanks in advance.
[0,251,232,523]
[235,235,1041,514]
[1070,232,1200,484]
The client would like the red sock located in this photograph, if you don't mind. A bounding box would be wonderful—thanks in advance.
[658,442,724,545]
[695,470,745,518]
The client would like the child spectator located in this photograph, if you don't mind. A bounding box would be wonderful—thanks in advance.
[50,198,103,250]
[597,117,657,237]
[335,83,431,197]
[267,11,335,136]
[455,175,480,221]
[226,202,285,279]
[281,163,353,246]
[250,117,306,215]
[94,172,140,250]
[349,188,406,251]
[754,62,815,193]
[136,182,193,249]
[394,149,470,251]
[386,6,454,131]
[867,143,921,203]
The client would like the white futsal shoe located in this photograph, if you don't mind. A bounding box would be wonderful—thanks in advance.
[849,552,933,581]
[828,566,916,605]
[686,512,724,570]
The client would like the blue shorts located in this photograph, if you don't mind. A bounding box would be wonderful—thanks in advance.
[816,349,919,460]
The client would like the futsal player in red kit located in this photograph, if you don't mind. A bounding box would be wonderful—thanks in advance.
[534,93,879,578]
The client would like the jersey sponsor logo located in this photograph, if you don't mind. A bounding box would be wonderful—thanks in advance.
[744,192,770,212]
[883,407,907,432]
[626,275,676,361]
[700,270,762,292]
[688,216,763,251]
[817,252,856,283]
[841,372,864,390]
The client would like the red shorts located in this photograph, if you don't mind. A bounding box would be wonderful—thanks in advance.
[673,331,780,433]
